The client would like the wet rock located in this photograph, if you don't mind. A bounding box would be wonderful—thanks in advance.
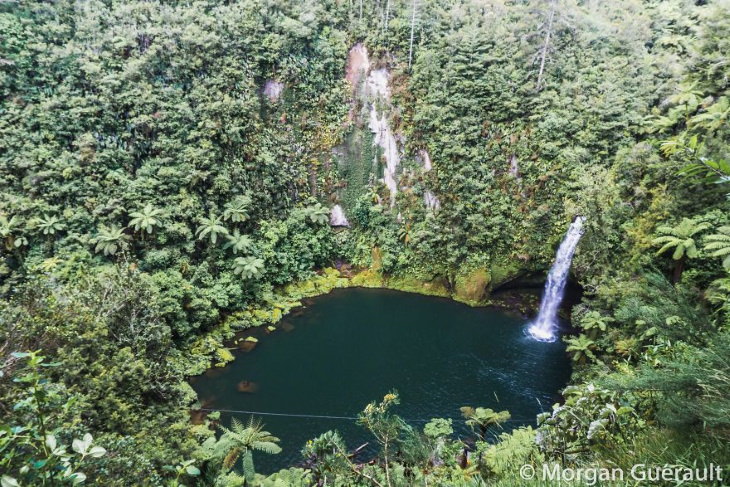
[424,190,441,211]
[237,380,259,393]
[346,43,370,90]
[419,149,432,171]
[263,79,284,102]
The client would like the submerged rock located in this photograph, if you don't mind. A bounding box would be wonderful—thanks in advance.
[239,336,259,352]
[236,380,259,393]
[330,204,350,227]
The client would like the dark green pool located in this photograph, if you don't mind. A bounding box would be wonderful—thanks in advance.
[191,288,571,473]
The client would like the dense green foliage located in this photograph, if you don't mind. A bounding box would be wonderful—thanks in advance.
[1,0,729,485]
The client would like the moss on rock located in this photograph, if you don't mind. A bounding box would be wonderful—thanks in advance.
[454,268,491,305]
[489,259,526,290]
[386,274,451,298]
[214,347,235,367]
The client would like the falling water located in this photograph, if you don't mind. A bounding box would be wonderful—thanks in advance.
[330,204,350,227]
[528,216,586,342]
[366,68,400,206]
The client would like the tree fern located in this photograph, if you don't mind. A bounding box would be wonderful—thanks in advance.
[223,195,252,224]
[196,213,228,244]
[704,226,730,270]
[653,218,711,281]
[128,204,163,234]
[215,417,282,483]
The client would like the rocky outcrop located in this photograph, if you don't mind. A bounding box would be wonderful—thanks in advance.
[346,43,370,90]
[419,149,432,171]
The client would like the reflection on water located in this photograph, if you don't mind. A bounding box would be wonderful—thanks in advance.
[192,288,571,473]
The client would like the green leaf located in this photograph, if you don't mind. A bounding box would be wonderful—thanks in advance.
[1,475,20,487]
[185,465,201,476]
[70,472,87,485]
[88,446,106,458]
[46,434,57,452]
[72,435,92,455]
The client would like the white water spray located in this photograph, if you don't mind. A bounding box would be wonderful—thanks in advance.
[528,216,586,342]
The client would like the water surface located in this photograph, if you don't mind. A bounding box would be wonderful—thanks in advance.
[192,288,570,472]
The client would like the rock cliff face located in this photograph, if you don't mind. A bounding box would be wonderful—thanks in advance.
[339,43,444,214]
[338,44,404,207]
[365,67,400,206]
[345,43,370,88]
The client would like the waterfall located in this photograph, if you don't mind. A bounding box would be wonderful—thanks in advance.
[330,204,350,227]
[528,216,586,342]
[365,68,400,206]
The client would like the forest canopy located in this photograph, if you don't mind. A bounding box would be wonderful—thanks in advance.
[1,0,729,485]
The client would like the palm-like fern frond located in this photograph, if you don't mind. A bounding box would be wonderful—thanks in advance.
[91,225,130,256]
[215,417,282,481]
[705,226,730,269]
[196,213,228,244]
[223,230,255,255]
[128,204,164,234]
[223,195,252,224]
[35,214,66,235]
[653,218,711,260]
[233,256,265,280]
[302,203,330,225]
[688,96,729,133]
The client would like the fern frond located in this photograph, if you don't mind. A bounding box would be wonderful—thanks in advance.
[253,441,282,455]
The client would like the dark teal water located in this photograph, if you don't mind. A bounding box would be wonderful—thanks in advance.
[191,288,570,473]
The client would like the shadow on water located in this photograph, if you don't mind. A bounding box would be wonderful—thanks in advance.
[191,288,572,474]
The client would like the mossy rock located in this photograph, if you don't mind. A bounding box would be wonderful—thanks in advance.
[214,347,235,367]
[323,267,341,279]
[244,336,259,343]
[371,246,383,272]
[252,308,271,322]
[296,280,318,296]
[350,269,385,288]
[387,275,450,298]
[271,308,283,323]
[489,259,526,290]
[222,311,254,330]
[454,268,490,304]
[281,269,349,300]
[266,325,277,332]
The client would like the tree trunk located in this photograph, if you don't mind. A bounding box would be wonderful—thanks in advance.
[243,450,256,484]
[384,0,391,32]
[536,0,556,91]
[408,0,418,69]
[309,161,318,197]
[673,258,685,284]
